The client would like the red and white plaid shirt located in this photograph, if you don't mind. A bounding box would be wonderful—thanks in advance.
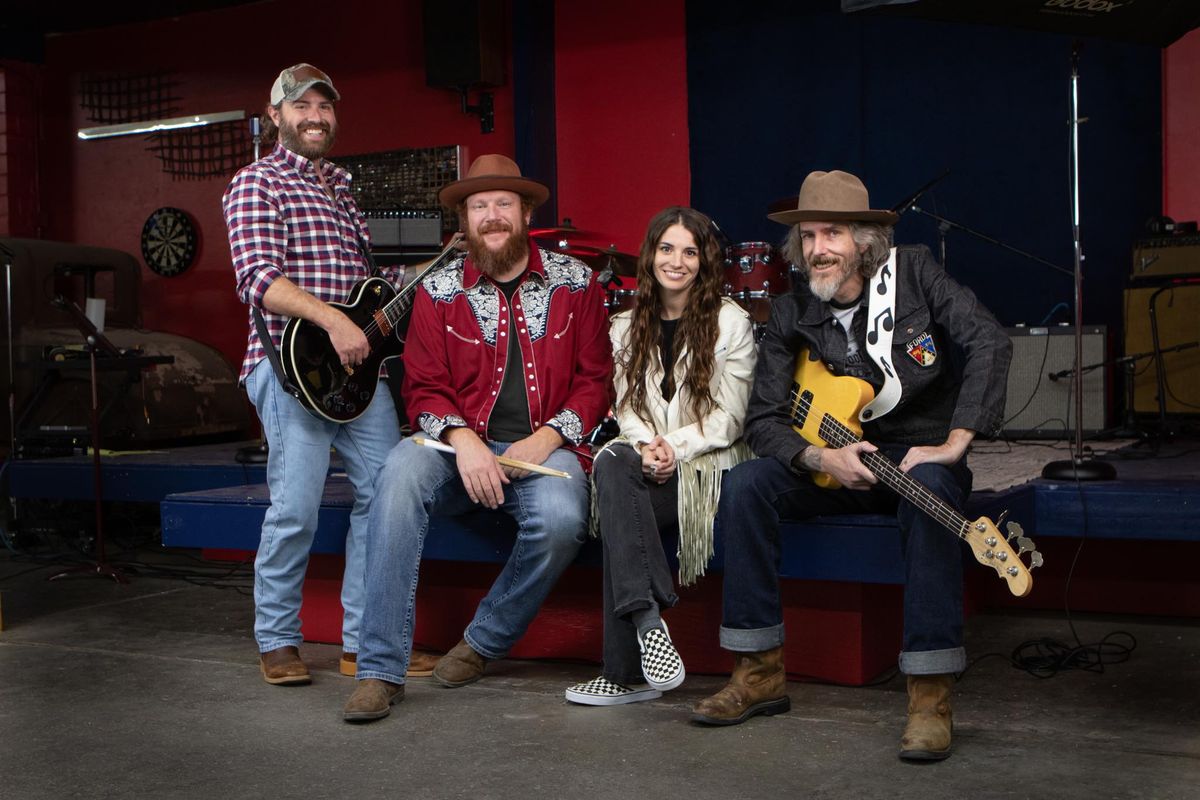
[223,143,403,382]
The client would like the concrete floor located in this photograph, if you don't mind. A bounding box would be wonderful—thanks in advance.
[1,548,1198,800]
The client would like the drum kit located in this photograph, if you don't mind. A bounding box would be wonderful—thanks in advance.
[534,224,798,329]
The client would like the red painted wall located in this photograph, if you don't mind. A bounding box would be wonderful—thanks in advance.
[38,0,516,370]
[0,61,42,238]
[1164,29,1200,223]
[554,0,690,256]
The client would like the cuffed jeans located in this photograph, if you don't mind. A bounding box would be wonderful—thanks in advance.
[593,444,679,685]
[244,358,400,653]
[356,436,589,685]
[717,447,971,676]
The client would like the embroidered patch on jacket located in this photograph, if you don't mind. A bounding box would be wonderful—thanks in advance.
[906,332,937,366]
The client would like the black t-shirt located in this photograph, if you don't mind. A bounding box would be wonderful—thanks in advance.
[659,317,680,401]
[486,275,534,443]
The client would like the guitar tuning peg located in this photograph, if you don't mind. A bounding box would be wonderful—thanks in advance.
[996,509,1009,528]
[1030,550,1044,570]
[1016,535,1036,556]
[1005,521,1024,542]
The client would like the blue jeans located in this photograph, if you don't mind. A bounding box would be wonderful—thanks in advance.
[356,436,589,685]
[716,448,971,676]
[244,358,400,653]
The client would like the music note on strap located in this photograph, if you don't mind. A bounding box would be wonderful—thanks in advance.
[876,263,892,294]
[866,308,894,345]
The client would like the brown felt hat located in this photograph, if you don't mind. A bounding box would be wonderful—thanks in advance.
[437,154,550,209]
[767,170,899,226]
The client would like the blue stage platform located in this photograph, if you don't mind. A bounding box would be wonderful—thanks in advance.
[7,438,1200,683]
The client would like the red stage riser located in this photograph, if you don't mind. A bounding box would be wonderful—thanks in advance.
[295,558,908,685]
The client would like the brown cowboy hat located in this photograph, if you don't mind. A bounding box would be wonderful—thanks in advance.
[767,170,899,226]
[437,154,550,209]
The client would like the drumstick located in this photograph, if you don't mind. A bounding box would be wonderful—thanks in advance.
[412,437,573,479]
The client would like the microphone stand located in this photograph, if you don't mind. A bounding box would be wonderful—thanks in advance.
[1041,45,1114,481]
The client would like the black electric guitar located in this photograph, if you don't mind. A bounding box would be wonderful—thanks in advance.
[789,349,1042,597]
[280,233,463,422]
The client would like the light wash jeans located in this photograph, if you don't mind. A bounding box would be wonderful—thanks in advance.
[244,358,400,653]
[356,436,589,685]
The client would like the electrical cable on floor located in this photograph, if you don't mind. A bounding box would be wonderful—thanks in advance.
[960,445,1139,683]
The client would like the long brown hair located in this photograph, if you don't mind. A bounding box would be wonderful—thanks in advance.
[618,206,725,430]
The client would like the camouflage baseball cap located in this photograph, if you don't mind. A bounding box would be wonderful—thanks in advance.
[269,63,340,106]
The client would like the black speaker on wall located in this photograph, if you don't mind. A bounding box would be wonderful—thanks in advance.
[424,0,506,89]
[1002,325,1109,439]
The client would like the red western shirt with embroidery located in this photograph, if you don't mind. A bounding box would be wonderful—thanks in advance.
[402,242,613,467]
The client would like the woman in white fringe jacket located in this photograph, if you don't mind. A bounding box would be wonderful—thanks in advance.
[565,206,757,707]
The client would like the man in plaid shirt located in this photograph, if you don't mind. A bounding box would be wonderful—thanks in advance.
[223,63,438,686]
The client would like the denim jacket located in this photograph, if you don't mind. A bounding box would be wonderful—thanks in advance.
[744,244,1011,468]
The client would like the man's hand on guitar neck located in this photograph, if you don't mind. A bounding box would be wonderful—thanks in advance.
[804,441,879,490]
[897,428,975,473]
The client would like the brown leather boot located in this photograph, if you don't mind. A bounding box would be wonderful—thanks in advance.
[339,649,442,678]
[899,674,954,761]
[343,679,404,724]
[432,639,488,688]
[260,645,311,686]
[691,647,791,725]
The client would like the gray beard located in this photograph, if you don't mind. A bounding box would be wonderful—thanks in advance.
[809,274,840,302]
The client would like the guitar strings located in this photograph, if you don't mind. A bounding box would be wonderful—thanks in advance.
[790,387,969,539]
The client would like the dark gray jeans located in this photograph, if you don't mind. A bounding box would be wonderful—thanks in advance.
[593,443,679,685]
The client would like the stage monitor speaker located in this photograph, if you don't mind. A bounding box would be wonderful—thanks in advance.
[423,0,505,89]
[1002,325,1108,438]
[1124,285,1200,414]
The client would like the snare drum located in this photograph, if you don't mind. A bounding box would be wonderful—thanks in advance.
[723,242,791,323]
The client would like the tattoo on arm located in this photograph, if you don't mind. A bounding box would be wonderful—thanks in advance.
[793,445,824,473]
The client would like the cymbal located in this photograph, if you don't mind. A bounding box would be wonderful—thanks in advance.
[531,225,596,238]
[563,245,638,277]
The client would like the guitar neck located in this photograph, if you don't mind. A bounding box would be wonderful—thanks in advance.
[811,409,968,541]
[379,234,464,326]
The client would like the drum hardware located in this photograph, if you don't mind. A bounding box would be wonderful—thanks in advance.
[564,245,639,277]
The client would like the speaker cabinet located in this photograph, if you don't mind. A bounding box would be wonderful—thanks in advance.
[423,0,505,89]
[1124,285,1200,414]
[1002,326,1108,438]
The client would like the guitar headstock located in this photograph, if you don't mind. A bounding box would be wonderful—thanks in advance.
[963,514,1042,597]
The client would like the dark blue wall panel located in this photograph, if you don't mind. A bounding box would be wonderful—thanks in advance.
[686,0,1162,333]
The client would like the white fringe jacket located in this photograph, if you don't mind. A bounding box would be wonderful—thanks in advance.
[596,297,758,584]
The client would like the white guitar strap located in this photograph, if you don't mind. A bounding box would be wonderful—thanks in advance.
[860,247,901,423]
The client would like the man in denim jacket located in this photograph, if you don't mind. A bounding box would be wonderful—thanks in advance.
[693,171,1010,762]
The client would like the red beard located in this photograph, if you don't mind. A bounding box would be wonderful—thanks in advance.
[467,220,530,277]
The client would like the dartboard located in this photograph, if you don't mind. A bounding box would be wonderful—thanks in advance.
[141,207,197,277]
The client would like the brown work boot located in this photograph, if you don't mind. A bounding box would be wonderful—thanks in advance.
[899,674,954,761]
[340,649,442,678]
[343,679,404,723]
[432,639,488,688]
[407,648,442,677]
[260,645,311,686]
[691,647,791,725]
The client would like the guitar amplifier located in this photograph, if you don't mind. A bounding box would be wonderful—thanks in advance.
[1002,325,1108,438]
[364,209,443,248]
[1131,236,1200,280]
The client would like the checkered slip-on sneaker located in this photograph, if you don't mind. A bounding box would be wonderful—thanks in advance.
[637,621,685,692]
[565,676,663,706]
